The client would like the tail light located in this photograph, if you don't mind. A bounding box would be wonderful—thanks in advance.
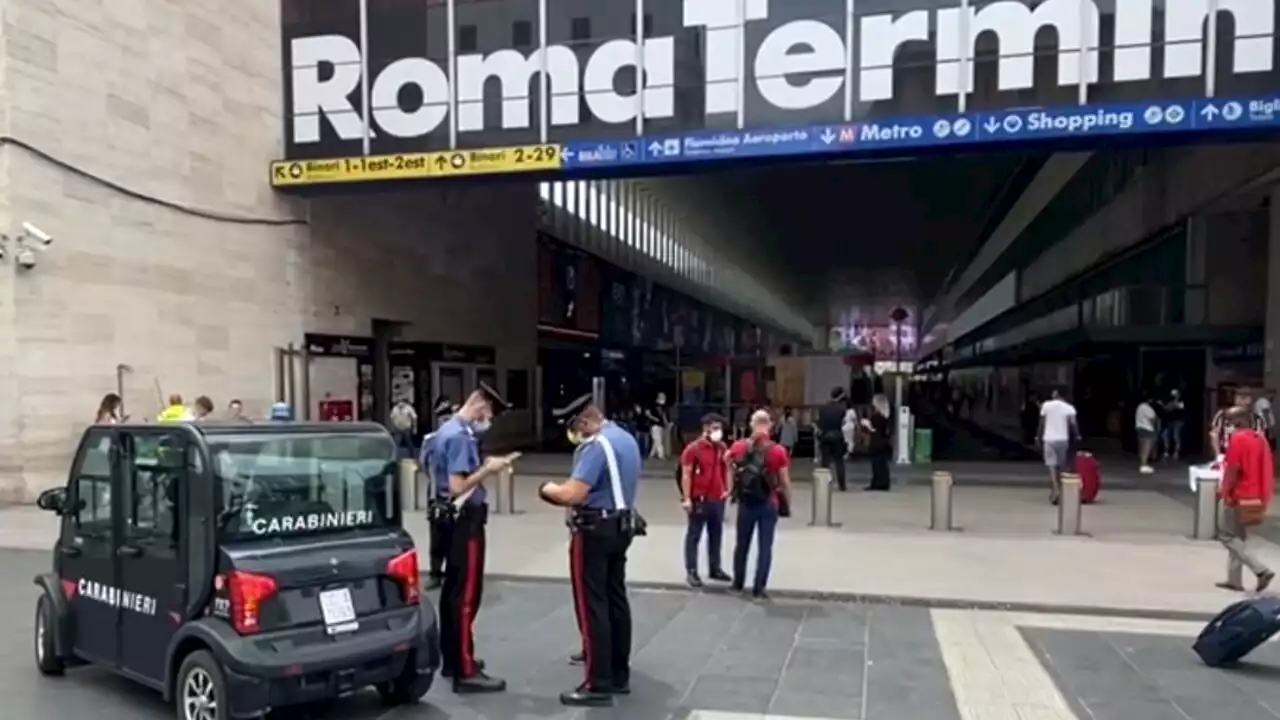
[227,570,278,635]
[387,549,420,605]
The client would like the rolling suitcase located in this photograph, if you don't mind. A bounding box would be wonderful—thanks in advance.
[1075,451,1100,504]
[1193,596,1280,667]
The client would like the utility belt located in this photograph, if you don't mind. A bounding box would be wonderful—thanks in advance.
[570,507,646,537]
[428,499,488,525]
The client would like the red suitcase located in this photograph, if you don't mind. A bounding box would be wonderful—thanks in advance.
[1075,451,1100,504]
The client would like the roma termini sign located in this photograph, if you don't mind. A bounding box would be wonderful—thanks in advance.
[282,0,1275,156]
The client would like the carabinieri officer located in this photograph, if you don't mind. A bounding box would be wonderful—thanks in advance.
[537,402,642,707]
[418,431,448,589]
[429,382,515,693]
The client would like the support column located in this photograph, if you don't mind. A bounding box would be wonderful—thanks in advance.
[1267,187,1280,395]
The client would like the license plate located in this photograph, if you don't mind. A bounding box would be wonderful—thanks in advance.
[319,587,357,632]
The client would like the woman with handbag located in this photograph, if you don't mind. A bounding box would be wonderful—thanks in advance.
[1216,407,1276,593]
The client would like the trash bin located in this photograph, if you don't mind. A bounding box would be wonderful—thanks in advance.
[912,428,933,464]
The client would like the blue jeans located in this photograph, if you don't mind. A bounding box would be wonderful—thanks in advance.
[733,501,779,592]
[393,430,416,460]
[1162,421,1184,456]
[684,500,726,573]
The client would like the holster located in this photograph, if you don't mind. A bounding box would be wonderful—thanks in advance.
[427,499,456,522]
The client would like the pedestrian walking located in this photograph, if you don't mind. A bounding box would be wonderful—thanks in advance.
[1036,387,1079,505]
[728,410,792,600]
[389,398,418,459]
[1210,390,1262,457]
[95,393,124,424]
[1216,406,1276,593]
[680,413,732,588]
[226,398,251,423]
[427,383,516,693]
[815,387,848,490]
[192,395,214,421]
[157,394,192,422]
[419,431,449,590]
[862,394,893,491]
[537,402,642,707]
[1135,394,1159,474]
[1160,389,1185,460]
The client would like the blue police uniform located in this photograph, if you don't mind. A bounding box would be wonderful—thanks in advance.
[419,432,449,583]
[566,421,641,698]
[427,417,495,687]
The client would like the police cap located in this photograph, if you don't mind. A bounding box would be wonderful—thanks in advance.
[476,381,511,415]
[566,400,603,430]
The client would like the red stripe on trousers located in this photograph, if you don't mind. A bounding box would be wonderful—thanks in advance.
[570,533,592,684]
[461,535,480,677]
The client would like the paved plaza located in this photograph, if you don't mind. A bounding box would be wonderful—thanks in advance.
[5,548,1280,719]
[3,465,1277,617]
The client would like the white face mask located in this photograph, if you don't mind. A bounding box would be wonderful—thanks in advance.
[709,429,724,443]
[656,395,666,406]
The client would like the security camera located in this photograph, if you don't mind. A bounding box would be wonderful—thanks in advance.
[15,248,36,269]
[21,221,53,247]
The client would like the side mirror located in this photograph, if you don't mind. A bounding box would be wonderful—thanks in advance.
[36,487,67,514]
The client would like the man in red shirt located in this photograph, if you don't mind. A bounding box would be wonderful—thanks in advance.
[727,410,793,600]
[680,413,732,587]
[1217,407,1275,592]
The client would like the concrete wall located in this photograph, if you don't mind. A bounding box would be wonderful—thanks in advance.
[1020,142,1280,301]
[0,0,538,501]
[1200,211,1269,326]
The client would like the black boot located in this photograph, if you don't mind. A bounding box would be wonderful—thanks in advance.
[708,568,732,582]
[453,670,506,694]
[560,682,614,707]
[686,570,704,588]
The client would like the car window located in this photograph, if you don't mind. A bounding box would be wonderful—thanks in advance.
[73,428,114,537]
[123,432,183,554]
[212,432,396,542]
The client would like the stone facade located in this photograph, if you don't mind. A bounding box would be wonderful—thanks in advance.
[0,0,538,501]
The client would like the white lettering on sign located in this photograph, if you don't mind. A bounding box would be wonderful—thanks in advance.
[249,510,376,535]
[289,0,1275,145]
[1024,109,1135,132]
[859,123,924,142]
[77,578,158,616]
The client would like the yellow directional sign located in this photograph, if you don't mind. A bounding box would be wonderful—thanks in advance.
[270,144,563,187]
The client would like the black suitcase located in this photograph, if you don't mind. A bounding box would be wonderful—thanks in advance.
[1193,596,1280,666]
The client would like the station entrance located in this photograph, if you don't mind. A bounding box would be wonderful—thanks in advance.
[267,0,1280,466]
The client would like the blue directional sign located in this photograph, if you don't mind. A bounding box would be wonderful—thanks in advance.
[560,93,1280,172]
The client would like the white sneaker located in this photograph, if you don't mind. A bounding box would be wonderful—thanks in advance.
[1140,465,1155,474]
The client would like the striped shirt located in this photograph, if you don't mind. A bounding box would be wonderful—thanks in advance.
[1211,408,1265,448]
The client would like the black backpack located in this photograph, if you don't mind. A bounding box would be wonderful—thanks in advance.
[734,440,775,505]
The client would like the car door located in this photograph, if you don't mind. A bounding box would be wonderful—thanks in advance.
[115,428,187,686]
[58,427,121,666]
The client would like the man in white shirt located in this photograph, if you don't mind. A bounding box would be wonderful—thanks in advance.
[1134,397,1158,474]
[1037,388,1080,505]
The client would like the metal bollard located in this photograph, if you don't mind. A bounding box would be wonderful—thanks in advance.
[488,461,509,512]
[1193,476,1220,540]
[1056,473,1083,536]
[930,471,954,531]
[397,460,417,514]
[809,467,838,527]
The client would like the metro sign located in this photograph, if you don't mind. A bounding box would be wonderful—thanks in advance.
[289,0,1275,145]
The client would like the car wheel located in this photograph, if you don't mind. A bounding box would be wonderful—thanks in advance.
[176,650,228,720]
[34,594,65,676]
